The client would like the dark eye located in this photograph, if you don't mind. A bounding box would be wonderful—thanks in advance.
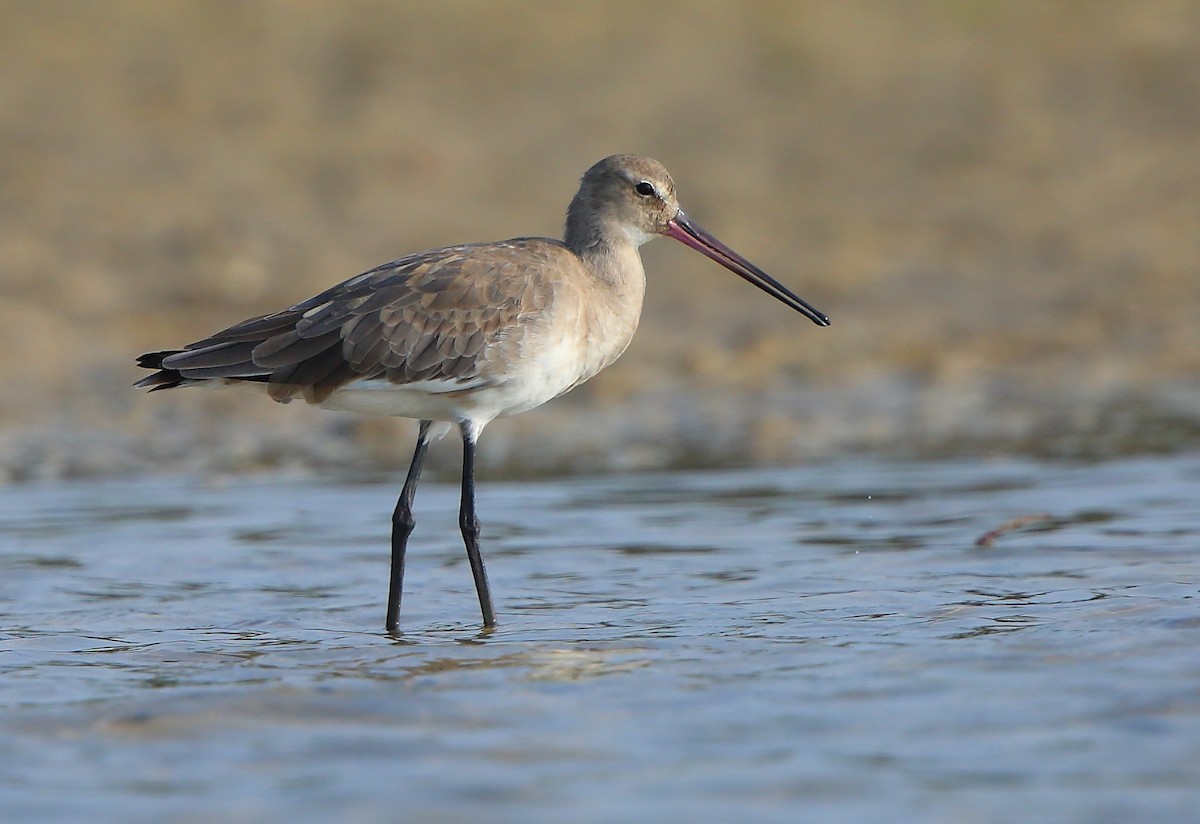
[635,181,656,197]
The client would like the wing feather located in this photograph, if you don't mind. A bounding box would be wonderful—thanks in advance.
[162,341,258,370]
[136,239,569,404]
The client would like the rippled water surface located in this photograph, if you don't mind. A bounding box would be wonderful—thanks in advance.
[2,456,1198,823]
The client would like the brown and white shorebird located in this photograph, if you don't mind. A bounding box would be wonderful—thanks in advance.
[135,154,829,631]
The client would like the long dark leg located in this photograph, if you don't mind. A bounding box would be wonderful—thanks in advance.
[386,419,433,633]
[458,422,496,627]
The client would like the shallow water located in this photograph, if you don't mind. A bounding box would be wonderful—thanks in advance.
[1,455,1198,823]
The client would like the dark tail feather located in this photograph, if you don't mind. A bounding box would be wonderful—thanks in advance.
[136,350,182,369]
[134,350,185,391]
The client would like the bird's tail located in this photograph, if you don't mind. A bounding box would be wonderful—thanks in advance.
[133,350,187,391]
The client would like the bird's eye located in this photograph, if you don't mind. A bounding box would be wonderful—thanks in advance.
[635,181,656,197]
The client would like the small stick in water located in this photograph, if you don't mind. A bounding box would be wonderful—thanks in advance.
[974,514,1055,548]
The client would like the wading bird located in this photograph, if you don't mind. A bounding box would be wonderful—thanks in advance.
[136,154,829,631]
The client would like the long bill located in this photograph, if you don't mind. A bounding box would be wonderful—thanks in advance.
[665,211,830,327]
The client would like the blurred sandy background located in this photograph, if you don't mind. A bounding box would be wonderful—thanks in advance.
[1,1,1198,480]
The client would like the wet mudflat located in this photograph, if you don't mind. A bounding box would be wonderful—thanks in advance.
[1,455,1198,823]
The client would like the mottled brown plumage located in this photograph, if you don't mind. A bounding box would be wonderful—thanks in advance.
[140,240,575,405]
[135,154,829,631]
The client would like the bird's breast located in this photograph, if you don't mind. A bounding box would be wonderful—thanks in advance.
[489,273,644,416]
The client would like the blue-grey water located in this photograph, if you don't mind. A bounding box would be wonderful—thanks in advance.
[2,455,1198,823]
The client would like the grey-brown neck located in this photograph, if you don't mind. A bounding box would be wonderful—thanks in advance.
[563,184,608,255]
[563,205,636,292]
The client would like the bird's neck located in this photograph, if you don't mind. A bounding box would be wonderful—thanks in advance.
[574,239,646,295]
[564,189,602,254]
[565,192,651,253]
[565,199,649,291]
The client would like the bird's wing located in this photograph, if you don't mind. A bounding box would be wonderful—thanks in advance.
[155,240,565,404]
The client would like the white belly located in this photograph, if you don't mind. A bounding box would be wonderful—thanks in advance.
[316,328,594,428]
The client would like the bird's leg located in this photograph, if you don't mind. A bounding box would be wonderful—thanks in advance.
[386,419,433,633]
[458,421,496,628]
